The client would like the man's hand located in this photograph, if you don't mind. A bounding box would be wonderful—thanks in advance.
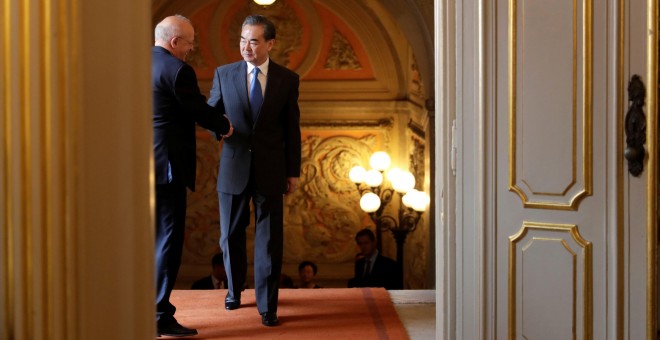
[220,114,234,139]
[286,177,299,194]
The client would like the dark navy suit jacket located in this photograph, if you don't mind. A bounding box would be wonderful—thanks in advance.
[152,46,230,191]
[208,60,301,195]
[349,254,403,290]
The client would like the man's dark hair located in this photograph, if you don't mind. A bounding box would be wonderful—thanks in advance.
[242,15,276,40]
[211,253,224,267]
[355,228,376,242]
[298,261,318,275]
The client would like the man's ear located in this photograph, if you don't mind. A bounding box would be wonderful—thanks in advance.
[170,36,179,48]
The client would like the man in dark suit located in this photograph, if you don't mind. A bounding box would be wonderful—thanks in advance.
[152,14,233,337]
[348,228,403,290]
[208,15,301,327]
[191,253,229,290]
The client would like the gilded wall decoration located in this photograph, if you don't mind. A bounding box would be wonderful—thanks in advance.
[283,133,386,264]
[410,136,426,191]
[300,118,393,130]
[404,219,429,288]
[409,54,426,105]
[324,31,362,70]
[303,2,376,81]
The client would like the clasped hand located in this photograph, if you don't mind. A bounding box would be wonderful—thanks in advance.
[220,114,234,139]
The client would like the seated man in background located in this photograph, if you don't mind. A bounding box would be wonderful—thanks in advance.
[297,261,322,289]
[191,253,229,290]
[348,228,402,290]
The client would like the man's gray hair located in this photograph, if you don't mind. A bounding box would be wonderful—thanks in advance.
[154,14,191,41]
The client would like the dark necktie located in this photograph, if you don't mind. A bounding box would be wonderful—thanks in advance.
[249,67,263,121]
[363,259,371,278]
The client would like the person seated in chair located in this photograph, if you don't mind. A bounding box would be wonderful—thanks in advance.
[348,228,402,290]
[191,253,229,290]
[297,261,322,289]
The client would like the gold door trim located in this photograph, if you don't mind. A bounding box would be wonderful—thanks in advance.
[2,0,13,337]
[646,0,658,338]
[2,0,81,338]
[508,0,593,211]
[508,222,593,340]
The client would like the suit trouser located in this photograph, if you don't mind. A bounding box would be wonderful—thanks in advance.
[219,186,284,314]
[155,181,187,324]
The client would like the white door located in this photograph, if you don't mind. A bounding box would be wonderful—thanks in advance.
[444,0,658,339]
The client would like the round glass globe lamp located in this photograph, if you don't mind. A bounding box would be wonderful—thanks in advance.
[360,192,381,213]
[369,151,391,171]
[349,165,367,183]
[386,167,403,183]
[364,169,383,187]
[392,170,415,193]
[402,189,418,208]
[411,191,430,212]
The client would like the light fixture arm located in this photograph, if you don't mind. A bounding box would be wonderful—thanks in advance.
[350,151,428,281]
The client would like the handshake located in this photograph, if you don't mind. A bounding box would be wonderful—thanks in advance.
[217,114,234,140]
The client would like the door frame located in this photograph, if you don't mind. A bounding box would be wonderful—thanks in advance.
[644,1,658,337]
[435,0,659,339]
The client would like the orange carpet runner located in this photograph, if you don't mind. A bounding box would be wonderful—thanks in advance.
[167,288,409,339]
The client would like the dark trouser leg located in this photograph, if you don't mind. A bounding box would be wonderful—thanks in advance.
[253,193,284,314]
[155,182,187,324]
[219,191,251,302]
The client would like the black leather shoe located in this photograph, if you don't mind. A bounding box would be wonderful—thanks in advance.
[225,300,240,310]
[225,294,241,310]
[157,320,198,337]
[261,312,278,327]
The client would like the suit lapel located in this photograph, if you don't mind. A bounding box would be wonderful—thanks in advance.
[262,62,281,110]
[233,62,251,124]
[253,61,282,126]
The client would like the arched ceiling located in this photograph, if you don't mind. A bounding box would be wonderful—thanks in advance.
[152,0,433,103]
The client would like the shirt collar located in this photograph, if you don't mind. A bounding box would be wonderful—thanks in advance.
[247,59,269,77]
[366,250,378,264]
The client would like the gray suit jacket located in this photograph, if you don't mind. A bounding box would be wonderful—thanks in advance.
[208,60,301,195]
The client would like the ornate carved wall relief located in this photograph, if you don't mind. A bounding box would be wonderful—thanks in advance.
[408,120,426,189]
[284,129,391,265]
[324,30,362,70]
[409,53,426,106]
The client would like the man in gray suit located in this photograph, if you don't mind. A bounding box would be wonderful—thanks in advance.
[208,15,301,327]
